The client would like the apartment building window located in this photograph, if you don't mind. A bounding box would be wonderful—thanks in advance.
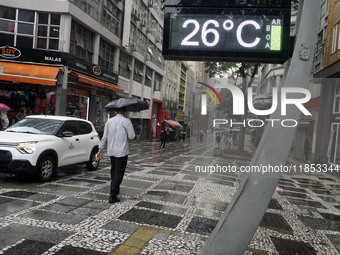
[70,20,94,62]
[36,13,60,50]
[99,38,115,71]
[102,0,121,37]
[155,48,163,69]
[0,6,35,48]
[328,123,340,165]
[0,6,61,50]
[334,81,340,114]
[72,0,99,21]
[129,24,147,56]
[331,22,340,53]
[134,60,144,83]
[154,73,162,91]
[119,51,131,79]
[149,15,157,38]
[145,67,153,87]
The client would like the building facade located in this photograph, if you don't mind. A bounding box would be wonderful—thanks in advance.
[314,0,340,165]
[0,0,165,140]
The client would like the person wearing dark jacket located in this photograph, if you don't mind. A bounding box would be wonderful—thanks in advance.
[160,129,168,148]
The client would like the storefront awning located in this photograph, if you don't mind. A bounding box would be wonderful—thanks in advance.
[163,119,183,128]
[73,71,124,93]
[0,62,59,86]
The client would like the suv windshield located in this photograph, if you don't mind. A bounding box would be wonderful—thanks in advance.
[6,118,64,135]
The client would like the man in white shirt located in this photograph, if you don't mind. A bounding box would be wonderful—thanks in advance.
[97,109,135,203]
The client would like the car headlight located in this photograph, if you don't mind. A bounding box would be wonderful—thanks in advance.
[16,141,37,154]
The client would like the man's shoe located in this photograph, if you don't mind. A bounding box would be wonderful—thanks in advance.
[109,196,120,203]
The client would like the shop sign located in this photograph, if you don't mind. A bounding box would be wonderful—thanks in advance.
[0,46,21,59]
[68,57,118,84]
[178,112,185,121]
[0,46,67,65]
[93,66,101,75]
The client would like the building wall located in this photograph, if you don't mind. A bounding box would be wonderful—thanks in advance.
[0,0,168,140]
[324,0,340,67]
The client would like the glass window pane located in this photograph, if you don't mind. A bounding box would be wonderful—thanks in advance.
[0,33,14,45]
[49,39,59,50]
[49,26,60,37]
[335,98,340,113]
[50,14,60,25]
[18,9,34,22]
[38,25,47,36]
[0,6,16,20]
[18,23,34,35]
[38,13,48,24]
[16,35,33,48]
[336,126,340,165]
[37,38,47,49]
[0,20,15,32]
[336,83,340,95]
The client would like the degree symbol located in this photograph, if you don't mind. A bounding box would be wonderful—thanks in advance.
[223,20,234,31]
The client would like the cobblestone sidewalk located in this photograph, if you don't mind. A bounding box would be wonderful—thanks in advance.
[0,139,339,254]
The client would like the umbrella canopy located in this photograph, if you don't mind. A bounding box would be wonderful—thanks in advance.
[105,98,149,112]
[163,119,182,128]
[0,103,10,111]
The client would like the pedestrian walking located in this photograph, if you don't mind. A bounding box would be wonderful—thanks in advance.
[136,123,142,142]
[160,129,168,148]
[182,131,186,141]
[199,130,204,142]
[304,137,310,161]
[96,109,135,203]
[216,133,221,149]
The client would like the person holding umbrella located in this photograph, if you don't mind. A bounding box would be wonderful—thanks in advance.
[96,108,135,203]
[160,129,169,148]
[96,98,148,203]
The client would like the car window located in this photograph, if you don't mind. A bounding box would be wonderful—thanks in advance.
[6,118,63,135]
[78,121,92,135]
[60,121,78,135]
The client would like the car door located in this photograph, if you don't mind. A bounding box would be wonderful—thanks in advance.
[56,120,83,166]
[77,120,96,162]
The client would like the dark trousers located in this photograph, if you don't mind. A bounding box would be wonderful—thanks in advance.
[160,140,166,148]
[110,155,128,197]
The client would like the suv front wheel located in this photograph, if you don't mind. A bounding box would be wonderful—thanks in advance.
[37,155,55,182]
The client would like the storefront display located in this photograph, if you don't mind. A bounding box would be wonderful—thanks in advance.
[94,95,110,137]
[0,81,55,126]
[66,87,89,119]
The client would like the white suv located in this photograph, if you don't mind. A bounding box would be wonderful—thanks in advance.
[0,115,100,182]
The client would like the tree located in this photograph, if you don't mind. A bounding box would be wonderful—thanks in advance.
[204,62,259,152]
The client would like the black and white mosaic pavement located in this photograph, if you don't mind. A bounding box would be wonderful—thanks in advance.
[0,138,339,254]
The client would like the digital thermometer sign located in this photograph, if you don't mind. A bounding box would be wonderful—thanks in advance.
[162,4,291,63]
[170,14,283,52]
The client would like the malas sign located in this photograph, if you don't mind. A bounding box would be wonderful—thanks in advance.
[162,0,291,63]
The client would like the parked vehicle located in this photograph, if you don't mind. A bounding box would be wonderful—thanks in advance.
[0,115,100,182]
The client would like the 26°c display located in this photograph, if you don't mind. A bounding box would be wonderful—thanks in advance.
[162,11,291,63]
[171,14,282,52]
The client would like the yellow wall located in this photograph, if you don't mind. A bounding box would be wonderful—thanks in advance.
[325,0,340,67]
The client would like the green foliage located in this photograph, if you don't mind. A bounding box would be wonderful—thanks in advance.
[204,62,237,78]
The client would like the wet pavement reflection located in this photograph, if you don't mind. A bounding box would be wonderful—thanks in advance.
[0,137,339,254]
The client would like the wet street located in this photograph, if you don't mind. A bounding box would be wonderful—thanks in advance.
[0,138,339,255]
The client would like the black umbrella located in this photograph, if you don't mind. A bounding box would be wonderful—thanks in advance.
[105,98,149,112]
